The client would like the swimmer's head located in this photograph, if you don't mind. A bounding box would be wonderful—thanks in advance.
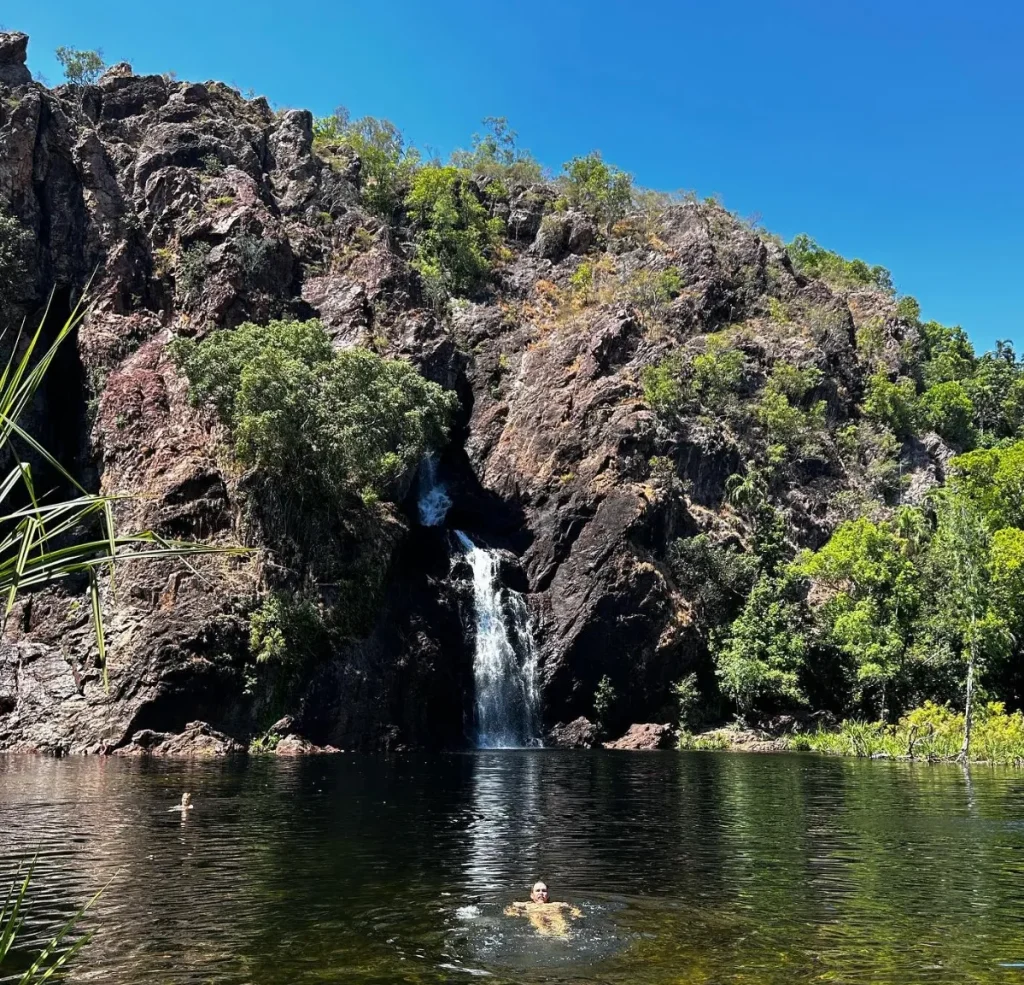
[530,881,549,903]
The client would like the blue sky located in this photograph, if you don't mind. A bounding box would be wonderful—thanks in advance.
[7,0,1023,352]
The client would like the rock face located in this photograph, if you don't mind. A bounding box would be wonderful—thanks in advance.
[0,34,944,754]
[604,723,676,751]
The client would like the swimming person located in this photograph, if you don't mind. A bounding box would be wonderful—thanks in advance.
[169,792,193,814]
[504,881,582,938]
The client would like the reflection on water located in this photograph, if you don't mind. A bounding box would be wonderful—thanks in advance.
[2,751,1024,983]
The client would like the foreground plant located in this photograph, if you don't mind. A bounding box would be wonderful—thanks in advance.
[0,862,102,983]
[0,294,239,684]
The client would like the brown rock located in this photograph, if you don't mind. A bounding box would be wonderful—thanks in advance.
[547,717,599,748]
[604,723,676,751]
[275,735,340,756]
[117,721,245,757]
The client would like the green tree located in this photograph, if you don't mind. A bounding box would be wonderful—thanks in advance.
[919,320,975,387]
[55,46,105,85]
[928,491,1007,760]
[170,318,458,501]
[967,352,1020,439]
[450,116,543,187]
[405,166,504,301]
[559,152,633,229]
[918,380,976,448]
[786,234,893,292]
[864,371,917,438]
[714,573,809,716]
[795,515,924,718]
[313,107,419,217]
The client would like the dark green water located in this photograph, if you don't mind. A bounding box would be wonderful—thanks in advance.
[2,750,1024,984]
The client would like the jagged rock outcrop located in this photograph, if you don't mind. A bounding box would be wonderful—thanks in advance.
[0,33,948,753]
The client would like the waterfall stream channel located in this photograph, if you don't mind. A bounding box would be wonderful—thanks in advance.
[416,458,541,748]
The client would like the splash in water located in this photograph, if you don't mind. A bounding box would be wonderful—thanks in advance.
[455,531,541,749]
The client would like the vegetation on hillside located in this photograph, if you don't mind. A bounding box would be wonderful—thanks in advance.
[170,318,457,505]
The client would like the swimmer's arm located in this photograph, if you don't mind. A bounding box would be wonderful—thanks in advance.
[569,906,582,918]
[504,902,527,916]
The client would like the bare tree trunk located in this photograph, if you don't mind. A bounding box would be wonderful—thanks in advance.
[960,635,977,762]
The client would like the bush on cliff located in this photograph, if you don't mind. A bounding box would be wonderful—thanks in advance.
[170,318,458,503]
[405,166,504,301]
[0,208,31,309]
[558,152,633,230]
[313,107,419,218]
[450,116,543,188]
[787,234,894,293]
[55,46,106,85]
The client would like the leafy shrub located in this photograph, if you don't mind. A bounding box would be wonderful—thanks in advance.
[450,116,543,187]
[642,334,746,420]
[918,380,976,448]
[836,422,902,497]
[170,318,457,501]
[55,46,105,85]
[175,242,211,305]
[200,153,225,176]
[313,106,419,217]
[671,673,702,730]
[803,701,1024,763]
[593,674,618,734]
[250,591,326,667]
[559,153,633,229]
[621,267,683,329]
[787,234,894,293]
[405,166,503,300]
[668,534,755,625]
[0,208,30,309]
[864,371,918,437]
[755,362,826,458]
[248,591,332,717]
[896,295,921,322]
[236,233,273,283]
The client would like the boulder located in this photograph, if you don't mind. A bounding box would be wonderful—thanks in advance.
[116,721,245,757]
[547,717,599,748]
[0,32,30,87]
[275,734,341,756]
[604,723,676,751]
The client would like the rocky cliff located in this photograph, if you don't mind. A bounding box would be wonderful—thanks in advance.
[0,33,944,753]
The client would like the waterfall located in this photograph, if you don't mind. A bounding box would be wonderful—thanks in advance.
[455,531,541,749]
[415,458,541,748]
[417,455,452,527]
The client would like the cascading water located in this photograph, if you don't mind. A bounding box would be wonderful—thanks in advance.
[416,458,541,748]
[454,531,541,749]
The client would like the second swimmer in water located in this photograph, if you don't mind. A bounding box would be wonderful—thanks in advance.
[504,881,582,937]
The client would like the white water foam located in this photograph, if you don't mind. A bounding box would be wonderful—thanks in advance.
[455,531,541,749]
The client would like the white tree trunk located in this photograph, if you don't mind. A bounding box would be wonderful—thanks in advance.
[960,642,976,762]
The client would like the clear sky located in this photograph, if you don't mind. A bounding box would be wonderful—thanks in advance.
[6,0,1023,352]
